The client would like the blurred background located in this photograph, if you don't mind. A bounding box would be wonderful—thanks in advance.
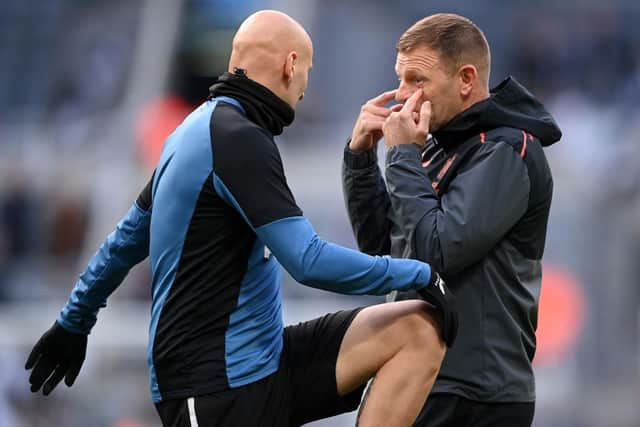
[0,0,638,426]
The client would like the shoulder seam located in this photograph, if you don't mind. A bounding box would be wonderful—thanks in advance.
[482,127,534,159]
[215,104,273,141]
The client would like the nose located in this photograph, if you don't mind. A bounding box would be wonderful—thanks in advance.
[395,81,413,104]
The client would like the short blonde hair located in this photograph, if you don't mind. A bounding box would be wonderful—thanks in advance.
[397,13,491,82]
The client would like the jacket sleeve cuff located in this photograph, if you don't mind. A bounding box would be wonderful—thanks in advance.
[344,138,378,169]
[386,143,423,165]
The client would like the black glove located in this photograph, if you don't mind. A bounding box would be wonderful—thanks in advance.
[417,272,458,348]
[25,321,87,395]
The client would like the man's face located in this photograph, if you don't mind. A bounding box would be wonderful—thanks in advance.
[395,46,462,132]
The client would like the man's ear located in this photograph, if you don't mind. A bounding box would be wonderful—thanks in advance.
[284,51,298,84]
[458,64,477,97]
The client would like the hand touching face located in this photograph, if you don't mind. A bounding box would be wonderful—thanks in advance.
[382,90,431,148]
[349,90,401,153]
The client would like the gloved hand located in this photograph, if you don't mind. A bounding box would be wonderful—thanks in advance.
[417,272,458,347]
[25,321,87,395]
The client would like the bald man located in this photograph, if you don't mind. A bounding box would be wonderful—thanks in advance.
[24,10,457,427]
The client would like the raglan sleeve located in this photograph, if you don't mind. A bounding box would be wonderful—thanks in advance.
[58,172,154,334]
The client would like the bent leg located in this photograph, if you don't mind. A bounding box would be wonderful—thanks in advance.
[336,300,446,427]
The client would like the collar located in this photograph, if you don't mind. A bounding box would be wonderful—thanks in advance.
[209,71,295,136]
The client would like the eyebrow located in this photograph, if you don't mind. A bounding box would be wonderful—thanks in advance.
[395,64,427,78]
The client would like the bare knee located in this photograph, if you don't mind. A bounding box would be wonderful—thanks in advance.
[392,301,446,369]
[336,301,445,395]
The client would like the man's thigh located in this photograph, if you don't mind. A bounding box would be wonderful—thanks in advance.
[335,300,441,396]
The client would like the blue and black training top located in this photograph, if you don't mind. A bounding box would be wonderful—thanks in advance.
[57,73,434,403]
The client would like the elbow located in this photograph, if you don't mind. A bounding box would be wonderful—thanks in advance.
[283,252,314,285]
[416,239,472,276]
[415,241,457,275]
[414,237,451,275]
[288,266,310,285]
[288,236,326,286]
[289,259,325,285]
[412,216,462,275]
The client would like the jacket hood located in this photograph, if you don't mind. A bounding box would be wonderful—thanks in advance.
[432,77,562,148]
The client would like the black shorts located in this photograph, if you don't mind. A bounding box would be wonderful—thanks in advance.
[155,308,366,427]
[413,394,535,427]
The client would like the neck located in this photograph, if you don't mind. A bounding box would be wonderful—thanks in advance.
[229,66,289,106]
[209,71,295,135]
[247,74,286,104]
[462,88,490,111]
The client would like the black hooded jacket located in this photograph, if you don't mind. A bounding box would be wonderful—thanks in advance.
[342,77,562,402]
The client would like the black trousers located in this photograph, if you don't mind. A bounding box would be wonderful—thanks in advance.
[413,394,535,427]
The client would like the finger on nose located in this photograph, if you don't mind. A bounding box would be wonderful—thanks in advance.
[402,90,422,111]
[374,89,398,105]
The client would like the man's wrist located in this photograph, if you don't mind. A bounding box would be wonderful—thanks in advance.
[344,137,377,169]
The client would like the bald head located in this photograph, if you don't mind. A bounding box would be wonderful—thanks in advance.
[229,10,313,108]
